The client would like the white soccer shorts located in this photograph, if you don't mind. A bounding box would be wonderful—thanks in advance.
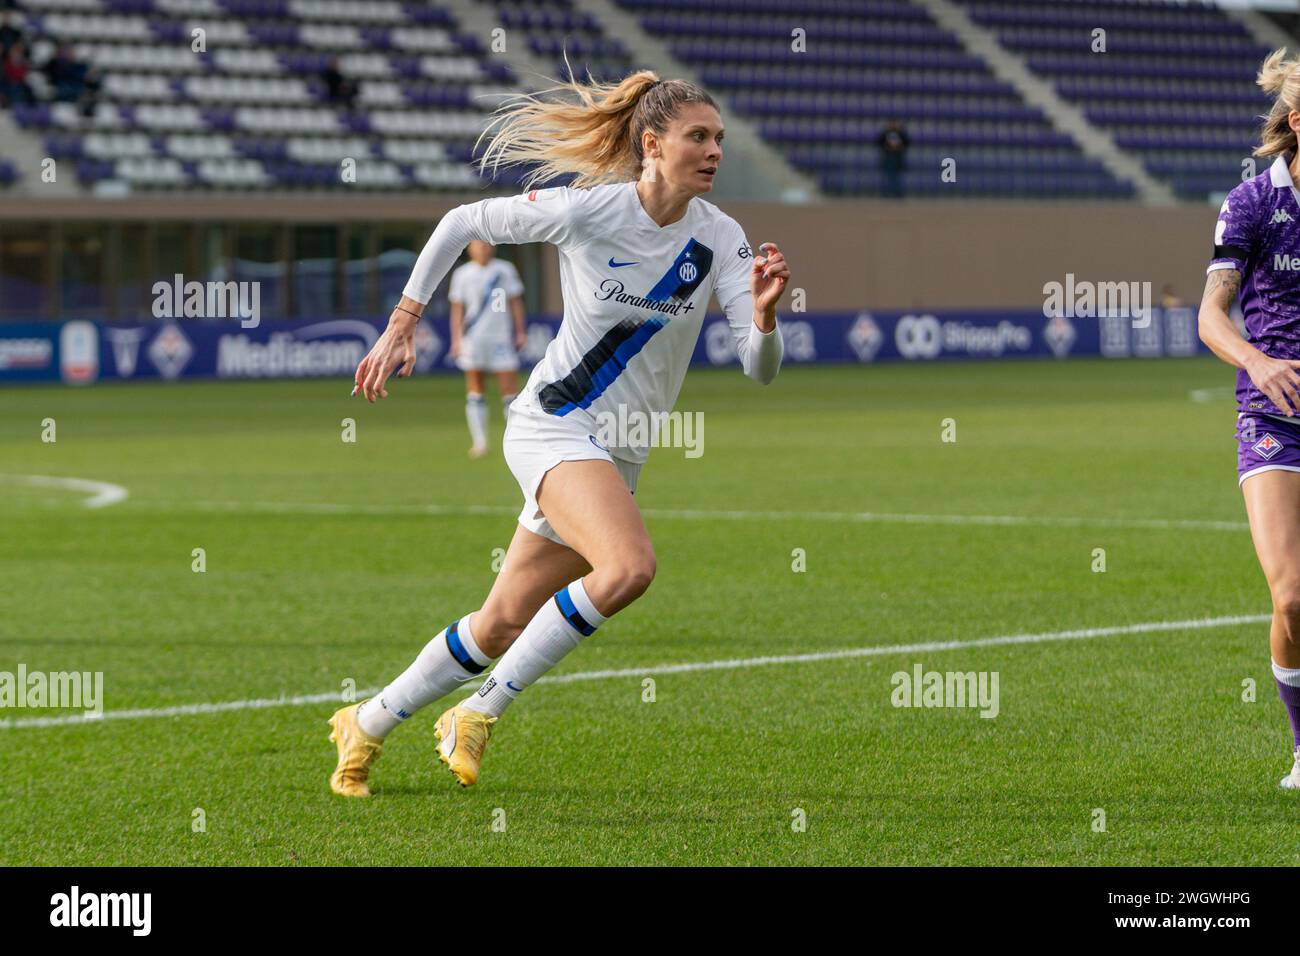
[502,402,641,547]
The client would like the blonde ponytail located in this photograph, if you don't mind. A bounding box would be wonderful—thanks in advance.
[473,55,718,190]
[1255,47,1300,158]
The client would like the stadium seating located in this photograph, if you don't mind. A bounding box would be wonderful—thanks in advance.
[6,0,523,190]
[0,0,1283,198]
[615,0,1134,198]
[959,0,1273,199]
[493,0,635,85]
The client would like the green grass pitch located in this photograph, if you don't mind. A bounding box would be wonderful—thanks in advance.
[1,357,1295,865]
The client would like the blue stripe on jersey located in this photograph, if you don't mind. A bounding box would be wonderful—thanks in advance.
[539,316,667,416]
[554,586,596,636]
[464,273,502,334]
[645,238,713,302]
[444,619,485,674]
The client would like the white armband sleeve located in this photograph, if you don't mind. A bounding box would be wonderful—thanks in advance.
[724,289,783,385]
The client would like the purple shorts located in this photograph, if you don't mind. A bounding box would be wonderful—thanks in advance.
[1238,412,1300,485]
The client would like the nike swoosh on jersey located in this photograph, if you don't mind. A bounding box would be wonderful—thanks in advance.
[608,257,639,268]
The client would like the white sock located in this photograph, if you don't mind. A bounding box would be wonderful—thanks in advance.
[357,614,494,738]
[463,578,607,718]
[1273,659,1300,686]
[466,393,488,449]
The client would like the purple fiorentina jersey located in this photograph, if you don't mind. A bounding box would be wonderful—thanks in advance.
[1209,153,1300,416]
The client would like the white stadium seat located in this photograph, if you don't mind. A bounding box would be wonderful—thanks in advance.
[389,29,457,54]
[418,56,483,82]
[102,74,174,102]
[285,137,373,163]
[53,101,124,128]
[83,132,154,158]
[115,156,188,185]
[288,0,405,24]
[381,140,447,163]
[369,111,487,137]
[44,14,151,41]
[133,104,206,131]
[165,134,236,160]
[213,50,284,75]
[411,163,481,188]
[337,53,394,79]
[185,76,311,105]
[299,24,366,50]
[234,107,341,135]
[196,159,271,187]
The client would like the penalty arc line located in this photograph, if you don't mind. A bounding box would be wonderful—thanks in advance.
[0,612,1270,730]
[0,474,128,508]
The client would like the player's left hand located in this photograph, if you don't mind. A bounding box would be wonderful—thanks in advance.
[750,242,789,313]
[354,307,417,402]
[515,330,527,350]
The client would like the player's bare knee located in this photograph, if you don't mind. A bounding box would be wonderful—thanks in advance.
[608,551,656,602]
[1272,586,1300,639]
[1276,591,1300,643]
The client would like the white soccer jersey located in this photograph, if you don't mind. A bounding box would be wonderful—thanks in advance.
[404,181,784,464]
[448,258,524,346]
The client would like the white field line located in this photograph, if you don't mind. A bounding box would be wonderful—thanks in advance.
[146,499,1251,533]
[0,474,128,508]
[1189,386,1235,403]
[0,613,1269,730]
[3,473,1250,532]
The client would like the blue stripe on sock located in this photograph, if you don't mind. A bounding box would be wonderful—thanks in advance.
[444,619,485,674]
[553,587,596,636]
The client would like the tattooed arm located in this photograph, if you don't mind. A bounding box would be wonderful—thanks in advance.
[1198,269,1249,367]
[1200,268,1300,415]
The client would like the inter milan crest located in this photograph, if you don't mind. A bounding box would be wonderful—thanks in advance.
[1253,433,1283,459]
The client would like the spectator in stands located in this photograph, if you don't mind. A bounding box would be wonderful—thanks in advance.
[0,41,34,107]
[1160,284,1184,309]
[878,118,909,199]
[0,13,22,58]
[322,57,358,110]
[44,43,88,103]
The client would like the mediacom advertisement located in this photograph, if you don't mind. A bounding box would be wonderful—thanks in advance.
[0,308,1206,385]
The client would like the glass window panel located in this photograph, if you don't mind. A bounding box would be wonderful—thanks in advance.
[293,225,338,317]
[0,223,51,317]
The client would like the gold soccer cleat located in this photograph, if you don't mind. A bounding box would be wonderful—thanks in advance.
[328,701,384,798]
[433,704,497,787]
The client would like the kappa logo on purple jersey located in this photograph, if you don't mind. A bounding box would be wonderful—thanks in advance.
[1253,433,1284,460]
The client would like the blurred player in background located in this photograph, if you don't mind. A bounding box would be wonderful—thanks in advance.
[1199,48,1300,791]
[448,240,527,458]
[329,68,788,795]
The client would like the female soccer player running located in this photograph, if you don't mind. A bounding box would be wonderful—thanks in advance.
[327,71,789,795]
[1200,49,1300,790]
[448,240,527,458]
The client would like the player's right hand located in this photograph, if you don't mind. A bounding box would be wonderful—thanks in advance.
[1245,353,1300,416]
[354,307,418,402]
